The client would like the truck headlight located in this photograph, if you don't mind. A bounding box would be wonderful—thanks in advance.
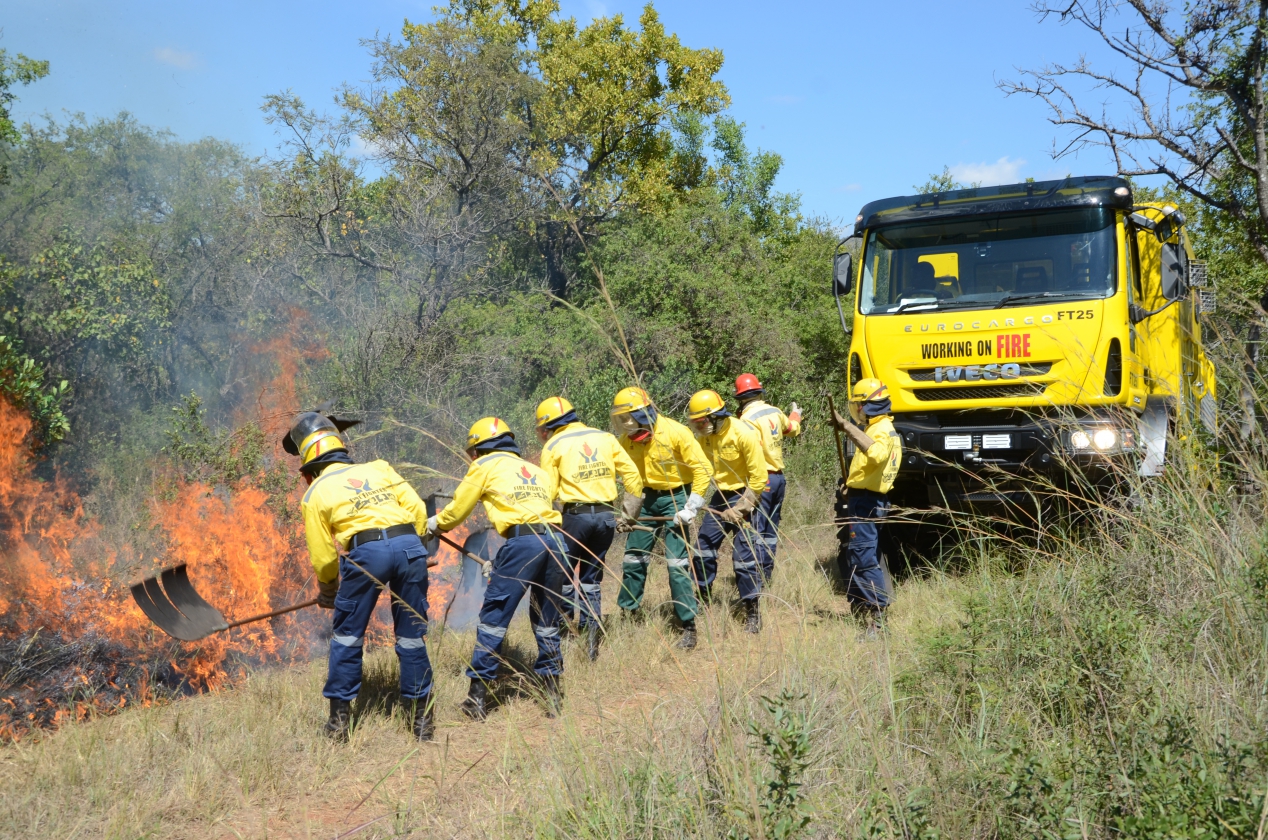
[1092,429,1117,451]
[1070,430,1091,450]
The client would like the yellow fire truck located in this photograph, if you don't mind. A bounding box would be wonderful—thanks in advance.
[831,176,1216,530]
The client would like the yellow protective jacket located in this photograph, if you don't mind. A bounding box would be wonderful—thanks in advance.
[846,416,903,494]
[435,451,562,534]
[541,422,644,504]
[740,399,801,472]
[301,460,430,584]
[620,415,713,497]
[698,416,768,494]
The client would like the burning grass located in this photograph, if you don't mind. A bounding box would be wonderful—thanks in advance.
[3,433,1267,837]
[0,392,335,740]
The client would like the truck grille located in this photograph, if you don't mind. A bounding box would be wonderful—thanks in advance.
[913,383,1048,401]
[906,363,1052,382]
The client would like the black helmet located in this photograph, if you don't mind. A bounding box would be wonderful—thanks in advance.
[282,412,362,467]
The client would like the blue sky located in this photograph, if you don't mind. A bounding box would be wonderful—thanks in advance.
[4,0,1134,224]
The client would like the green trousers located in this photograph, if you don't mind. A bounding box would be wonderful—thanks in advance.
[618,486,698,623]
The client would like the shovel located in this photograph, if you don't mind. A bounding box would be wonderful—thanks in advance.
[130,563,320,642]
[132,550,445,641]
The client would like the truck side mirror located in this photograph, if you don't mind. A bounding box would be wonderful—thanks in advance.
[833,252,854,298]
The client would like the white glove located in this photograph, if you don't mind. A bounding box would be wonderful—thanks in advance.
[675,492,706,525]
[788,402,803,423]
[424,515,439,538]
[481,560,493,581]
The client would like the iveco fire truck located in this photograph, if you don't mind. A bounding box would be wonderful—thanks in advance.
[831,176,1216,531]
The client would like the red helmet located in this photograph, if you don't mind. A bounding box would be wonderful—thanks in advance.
[734,373,763,397]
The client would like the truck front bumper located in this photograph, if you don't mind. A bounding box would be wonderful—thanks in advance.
[890,410,1138,509]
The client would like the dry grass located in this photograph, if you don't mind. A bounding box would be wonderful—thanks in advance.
[8,438,1267,838]
[0,483,967,839]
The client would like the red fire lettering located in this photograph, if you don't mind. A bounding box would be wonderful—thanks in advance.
[997,333,1033,359]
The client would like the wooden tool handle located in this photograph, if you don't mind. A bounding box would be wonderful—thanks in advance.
[226,597,320,629]
[827,395,849,483]
[436,532,489,564]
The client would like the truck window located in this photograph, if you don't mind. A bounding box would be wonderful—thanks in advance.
[859,207,1116,315]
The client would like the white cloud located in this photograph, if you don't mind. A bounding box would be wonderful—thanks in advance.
[835,183,862,193]
[949,156,1026,187]
[153,46,200,70]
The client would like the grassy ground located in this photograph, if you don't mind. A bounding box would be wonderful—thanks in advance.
[4,454,1268,838]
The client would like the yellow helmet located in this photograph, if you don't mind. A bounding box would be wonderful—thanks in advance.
[851,378,889,403]
[687,389,727,420]
[466,416,514,449]
[284,412,347,468]
[611,386,652,417]
[535,396,574,428]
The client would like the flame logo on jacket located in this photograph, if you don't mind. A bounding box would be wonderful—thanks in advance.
[346,478,373,494]
[581,442,600,464]
[519,466,538,485]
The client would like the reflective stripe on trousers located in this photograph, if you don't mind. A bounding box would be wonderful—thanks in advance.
[325,533,433,702]
[468,532,568,681]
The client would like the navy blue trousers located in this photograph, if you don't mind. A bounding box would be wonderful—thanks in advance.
[558,510,616,628]
[325,533,433,702]
[838,490,891,610]
[691,489,768,602]
[468,531,568,681]
[755,472,786,579]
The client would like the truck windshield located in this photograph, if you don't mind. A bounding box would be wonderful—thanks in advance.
[858,207,1116,315]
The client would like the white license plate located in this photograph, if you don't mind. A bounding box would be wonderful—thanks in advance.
[944,435,972,450]
[982,434,1011,449]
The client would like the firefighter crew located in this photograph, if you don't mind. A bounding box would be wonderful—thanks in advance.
[286,412,436,743]
[734,373,803,579]
[830,378,902,630]
[686,390,770,633]
[425,417,568,720]
[536,396,644,661]
[610,387,714,649]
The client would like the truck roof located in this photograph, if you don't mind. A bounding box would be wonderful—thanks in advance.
[854,175,1133,233]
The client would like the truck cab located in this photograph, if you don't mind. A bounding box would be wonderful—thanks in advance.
[833,176,1216,520]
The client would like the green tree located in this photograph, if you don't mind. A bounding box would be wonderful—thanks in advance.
[0,46,48,182]
[914,166,962,195]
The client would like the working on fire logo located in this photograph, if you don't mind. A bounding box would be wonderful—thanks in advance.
[575,441,612,482]
[346,477,396,512]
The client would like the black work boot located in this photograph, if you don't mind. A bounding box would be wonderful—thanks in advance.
[324,698,351,742]
[743,599,761,634]
[585,622,601,662]
[411,697,435,742]
[461,679,489,721]
[541,674,563,719]
[677,620,697,650]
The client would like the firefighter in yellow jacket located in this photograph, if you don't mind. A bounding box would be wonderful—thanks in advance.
[734,373,803,576]
[686,389,770,633]
[288,412,435,743]
[425,418,568,720]
[610,387,714,650]
[537,396,643,660]
[830,378,902,629]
